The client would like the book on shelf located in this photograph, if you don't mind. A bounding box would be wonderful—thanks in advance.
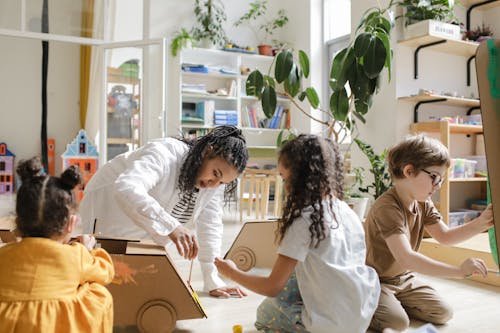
[214,110,238,126]
[241,104,290,129]
[181,63,208,73]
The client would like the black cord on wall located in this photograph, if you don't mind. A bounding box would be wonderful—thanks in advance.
[41,0,49,171]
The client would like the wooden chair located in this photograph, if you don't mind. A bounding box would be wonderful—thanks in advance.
[239,168,282,222]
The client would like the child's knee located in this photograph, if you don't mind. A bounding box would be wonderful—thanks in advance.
[429,304,453,325]
[371,310,410,332]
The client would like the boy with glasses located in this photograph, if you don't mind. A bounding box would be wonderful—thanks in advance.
[364,134,494,332]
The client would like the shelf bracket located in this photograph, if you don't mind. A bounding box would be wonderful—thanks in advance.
[467,55,476,86]
[414,98,447,123]
[414,40,447,79]
[467,106,481,115]
[466,0,499,31]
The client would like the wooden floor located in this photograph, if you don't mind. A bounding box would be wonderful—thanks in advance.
[171,209,500,333]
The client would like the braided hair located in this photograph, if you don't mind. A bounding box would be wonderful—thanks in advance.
[178,126,248,199]
[277,135,344,248]
[15,157,82,238]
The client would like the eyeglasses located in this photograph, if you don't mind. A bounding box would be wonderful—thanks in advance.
[421,169,444,187]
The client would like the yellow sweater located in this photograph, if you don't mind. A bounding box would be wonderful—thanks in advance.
[0,238,114,333]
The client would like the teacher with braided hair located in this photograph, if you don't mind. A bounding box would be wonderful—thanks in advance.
[79,126,249,298]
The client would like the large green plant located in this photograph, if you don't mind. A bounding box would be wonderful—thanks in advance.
[192,0,227,47]
[245,1,395,143]
[398,0,457,25]
[354,138,392,200]
[234,0,288,45]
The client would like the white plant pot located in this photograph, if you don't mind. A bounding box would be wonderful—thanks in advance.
[199,38,216,49]
[346,197,370,221]
[404,19,460,40]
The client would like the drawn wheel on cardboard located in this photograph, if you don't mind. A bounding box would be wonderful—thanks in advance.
[226,246,257,271]
[136,299,177,333]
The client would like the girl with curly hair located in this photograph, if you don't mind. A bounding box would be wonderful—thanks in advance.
[0,157,114,333]
[79,125,248,297]
[215,134,380,332]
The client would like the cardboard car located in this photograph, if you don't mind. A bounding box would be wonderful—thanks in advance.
[96,237,207,333]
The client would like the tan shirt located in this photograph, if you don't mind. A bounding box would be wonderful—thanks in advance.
[364,187,441,278]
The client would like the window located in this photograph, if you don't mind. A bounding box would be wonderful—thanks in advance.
[6,175,10,182]
[85,162,91,171]
[0,161,5,171]
[79,142,86,154]
[0,175,4,182]
[324,0,352,144]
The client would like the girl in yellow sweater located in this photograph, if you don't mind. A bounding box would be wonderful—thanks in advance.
[0,157,115,333]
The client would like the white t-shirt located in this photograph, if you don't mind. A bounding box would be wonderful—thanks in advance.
[278,199,380,333]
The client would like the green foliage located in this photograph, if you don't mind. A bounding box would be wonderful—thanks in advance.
[245,2,395,143]
[344,166,365,199]
[354,138,392,200]
[192,0,227,47]
[398,0,458,25]
[170,28,197,57]
[234,0,288,45]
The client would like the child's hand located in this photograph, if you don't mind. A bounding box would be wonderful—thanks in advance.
[214,257,238,279]
[476,204,494,231]
[460,257,488,278]
[74,234,96,251]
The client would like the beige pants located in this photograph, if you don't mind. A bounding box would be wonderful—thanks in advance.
[370,272,453,332]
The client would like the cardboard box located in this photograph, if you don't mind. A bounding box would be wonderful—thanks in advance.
[96,237,207,333]
[224,220,278,271]
[404,20,461,40]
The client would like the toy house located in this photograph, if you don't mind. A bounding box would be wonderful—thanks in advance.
[0,143,15,194]
[61,129,98,202]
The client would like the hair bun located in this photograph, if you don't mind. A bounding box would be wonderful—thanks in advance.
[16,157,45,182]
[60,165,82,190]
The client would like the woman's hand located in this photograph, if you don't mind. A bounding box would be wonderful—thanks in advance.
[168,225,198,260]
[209,285,248,298]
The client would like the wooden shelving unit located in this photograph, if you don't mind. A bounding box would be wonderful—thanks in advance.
[410,121,485,225]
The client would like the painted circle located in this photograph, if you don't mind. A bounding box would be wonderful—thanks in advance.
[136,299,177,333]
[228,246,256,272]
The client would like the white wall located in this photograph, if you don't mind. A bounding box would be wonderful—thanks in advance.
[0,1,81,176]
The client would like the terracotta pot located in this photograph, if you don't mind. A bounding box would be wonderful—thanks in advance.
[258,44,272,56]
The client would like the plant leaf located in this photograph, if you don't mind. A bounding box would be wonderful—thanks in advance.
[275,50,294,83]
[305,87,320,109]
[330,88,349,121]
[362,35,386,79]
[261,86,277,118]
[354,33,371,58]
[284,64,300,97]
[246,70,264,97]
[298,50,310,78]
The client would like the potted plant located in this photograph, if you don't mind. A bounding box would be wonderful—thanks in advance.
[344,166,370,219]
[234,0,289,56]
[398,0,461,40]
[354,138,392,200]
[170,28,197,57]
[463,23,493,43]
[245,1,395,144]
[191,0,227,49]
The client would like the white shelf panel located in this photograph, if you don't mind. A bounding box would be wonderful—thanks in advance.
[399,94,480,108]
[398,36,479,57]
[458,0,500,10]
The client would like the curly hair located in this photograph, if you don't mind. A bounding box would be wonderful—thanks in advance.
[15,157,82,238]
[177,126,249,200]
[277,135,344,248]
